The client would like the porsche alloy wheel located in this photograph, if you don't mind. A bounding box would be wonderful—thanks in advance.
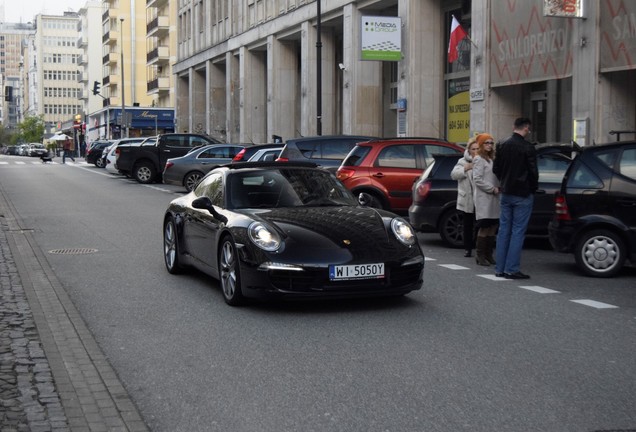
[219,237,245,306]
[163,218,182,274]
[574,229,625,278]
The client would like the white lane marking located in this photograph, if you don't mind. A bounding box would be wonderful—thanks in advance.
[15,161,26,165]
[0,161,8,164]
[438,264,470,270]
[571,299,618,309]
[478,274,510,281]
[519,285,560,294]
[144,185,172,193]
[424,257,436,261]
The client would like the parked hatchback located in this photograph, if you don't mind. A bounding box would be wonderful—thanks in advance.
[163,144,245,191]
[549,141,636,277]
[277,135,376,171]
[410,144,574,247]
[336,137,463,213]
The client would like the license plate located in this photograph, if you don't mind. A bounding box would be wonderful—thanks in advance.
[329,263,385,281]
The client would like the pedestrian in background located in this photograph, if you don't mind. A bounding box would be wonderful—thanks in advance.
[62,139,75,164]
[493,117,538,279]
[472,133,500,266]
[451,136,479,257]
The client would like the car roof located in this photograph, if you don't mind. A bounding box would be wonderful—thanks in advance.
[285,135,376,143]
[227,161,319,170]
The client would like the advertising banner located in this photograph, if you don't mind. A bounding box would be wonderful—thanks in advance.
[361,16,402,61]
[600,0,636,72]
[447,78,470,143]
[490,0,573,86]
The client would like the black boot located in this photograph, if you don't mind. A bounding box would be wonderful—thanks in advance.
[475,237,490,266]
[485,236,496,265]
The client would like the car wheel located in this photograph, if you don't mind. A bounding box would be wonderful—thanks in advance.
[219,236,245,306]
[95,158,105,168]
[134,162,156,184]
[163,217,183,274]
[184,171,204,192]
[439,209,464,248]
[574,229,626,278]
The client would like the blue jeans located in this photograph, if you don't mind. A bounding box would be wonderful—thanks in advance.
[496,194,533,274]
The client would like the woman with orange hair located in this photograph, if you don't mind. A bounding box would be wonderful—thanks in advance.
[472,133,500,266]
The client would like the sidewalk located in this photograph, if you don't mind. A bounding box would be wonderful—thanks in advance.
[0,186,148,431]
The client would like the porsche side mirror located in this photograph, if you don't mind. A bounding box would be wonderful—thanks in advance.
[192,196,228,223]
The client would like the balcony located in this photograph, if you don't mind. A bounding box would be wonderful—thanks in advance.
[78,72,88,83]
[102,52,118,66]
[146,0,168,8]
[146,45,170,64]
[147,76,170,94]
[146,15,169,37]
[103,74,119,86]
[77,36,87,48]
[102,29,119,45]
[102,8,116,23]
[79,54,88,65]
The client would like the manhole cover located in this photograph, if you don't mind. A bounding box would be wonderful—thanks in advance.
[48,248,99,255]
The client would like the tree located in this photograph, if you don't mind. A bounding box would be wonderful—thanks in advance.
[18,115,45,143]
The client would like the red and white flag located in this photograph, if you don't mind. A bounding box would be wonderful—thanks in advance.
[448,15,467,63]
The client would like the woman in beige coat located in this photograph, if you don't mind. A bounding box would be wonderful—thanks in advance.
[451,137,479,257]
[472,133,500,266]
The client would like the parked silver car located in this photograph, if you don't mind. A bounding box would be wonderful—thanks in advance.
[163,144,245,191]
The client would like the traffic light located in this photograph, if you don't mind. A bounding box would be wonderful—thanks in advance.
[92,81,101,95]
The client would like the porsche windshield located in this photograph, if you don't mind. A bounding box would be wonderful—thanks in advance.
[228,168,357,209]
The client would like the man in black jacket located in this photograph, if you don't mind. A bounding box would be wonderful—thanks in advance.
[492,117,538,279]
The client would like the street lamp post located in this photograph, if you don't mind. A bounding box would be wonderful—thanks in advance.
[316,0,323,136]
[120,17,127,139]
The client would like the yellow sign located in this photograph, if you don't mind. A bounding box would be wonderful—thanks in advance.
[447,90,470,143]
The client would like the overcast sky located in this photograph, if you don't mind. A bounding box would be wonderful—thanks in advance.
[2,0,88,24]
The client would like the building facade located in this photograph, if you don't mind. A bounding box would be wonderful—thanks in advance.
[0,22,35,131]
[173,0,636,146]
[34,13,83,136]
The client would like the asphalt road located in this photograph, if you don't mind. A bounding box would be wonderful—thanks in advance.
[1,155,635,432]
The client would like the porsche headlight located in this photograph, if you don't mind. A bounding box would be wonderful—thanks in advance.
[248,222,281,251]
[391,218,416,246]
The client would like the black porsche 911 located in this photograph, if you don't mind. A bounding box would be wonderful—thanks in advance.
[163,162,425,305]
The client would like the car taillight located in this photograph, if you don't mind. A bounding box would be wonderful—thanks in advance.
[232,149,247,161]
[415,180,432,199]
[115,148,120,155]
[336,168,355,181]
[165,161,174,170]
[276,157,289,162]
[554,193,571,221]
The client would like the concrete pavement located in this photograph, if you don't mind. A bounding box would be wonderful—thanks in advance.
[0,184,148,431]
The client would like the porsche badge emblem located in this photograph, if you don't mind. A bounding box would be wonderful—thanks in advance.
[343,239,351,245]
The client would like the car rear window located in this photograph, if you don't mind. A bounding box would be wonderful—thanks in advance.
[567,162,604,189]
[619,148,636,180]
[342,145,371,167]
[537,154,571,183]
[320,141,356,159]
[296,142,317,158]
[376,144,417,168]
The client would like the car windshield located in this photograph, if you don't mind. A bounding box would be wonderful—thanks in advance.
[228,168,357,209]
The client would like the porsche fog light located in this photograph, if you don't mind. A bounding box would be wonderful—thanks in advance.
[391,218,416,246]
[248,222,281,251]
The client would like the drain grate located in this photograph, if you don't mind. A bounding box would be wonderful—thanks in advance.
[48,248,98,255]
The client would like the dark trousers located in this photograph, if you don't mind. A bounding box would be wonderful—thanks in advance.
[462,211,475,250]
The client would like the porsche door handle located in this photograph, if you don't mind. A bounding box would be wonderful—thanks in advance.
[372,173,385,178]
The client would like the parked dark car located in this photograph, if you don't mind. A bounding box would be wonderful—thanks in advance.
[276,135,376,171]
[163,162,424,305]
[409,144,574,247]
[336,137,463,213]
[85,141,113,167]
[549,141,636,277]
[116,133,222,184]
[163,144,245,191]
[232,143,284,163]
